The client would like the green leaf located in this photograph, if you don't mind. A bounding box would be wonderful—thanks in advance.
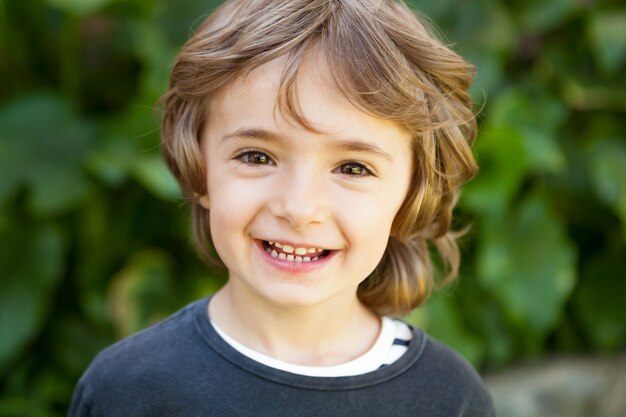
[588,12,626,74]
[84,134,137,187]
[0,94,93,215]
[467,52,504,104]
[107,249,174,337]
[85,99,181,200]
[476,193,576,345]
[132,155,182,201]
[588,138,626,234]
[44,0,110,17]
[130,20,178,100]
[0,225,64,372]
[516,0,578,32]
[462,89,567,215]
[490,89,567,174]
[406,293,485,366]
[156,0,224,45]
[572,246,626,351]
[462,126,527,216]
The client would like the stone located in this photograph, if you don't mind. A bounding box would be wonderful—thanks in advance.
[484,354,626,417]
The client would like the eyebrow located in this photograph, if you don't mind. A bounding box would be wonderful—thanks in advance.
[221,128,285,144]
[221,128,394,162]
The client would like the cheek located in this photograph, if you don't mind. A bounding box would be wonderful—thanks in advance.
[206,178,250,255]
[343,180,409,254]
[341,196,398,250]
[340,208,392,283]
[208,202,236,265]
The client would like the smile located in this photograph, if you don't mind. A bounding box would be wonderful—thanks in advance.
[261,240,331,263]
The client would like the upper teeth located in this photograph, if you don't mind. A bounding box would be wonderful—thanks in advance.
[270,241,323,254]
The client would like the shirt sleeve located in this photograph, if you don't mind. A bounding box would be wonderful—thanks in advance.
[68,381,93,417]
[463,384,497,417]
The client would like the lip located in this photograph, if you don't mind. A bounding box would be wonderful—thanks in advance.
[254,240,338,273]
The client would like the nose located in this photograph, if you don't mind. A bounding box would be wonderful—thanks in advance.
[269,164,329,230]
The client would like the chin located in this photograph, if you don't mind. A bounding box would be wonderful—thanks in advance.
[255,284,336,310]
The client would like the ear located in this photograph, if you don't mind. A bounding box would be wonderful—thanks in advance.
[198,194,210,209]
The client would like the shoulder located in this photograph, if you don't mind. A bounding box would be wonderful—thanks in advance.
[402,327,496,416]
[89,299,199,373]
[419,333,483,382]
[70,299,209,416]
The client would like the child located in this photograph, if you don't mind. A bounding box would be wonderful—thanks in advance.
[70,0,495,415]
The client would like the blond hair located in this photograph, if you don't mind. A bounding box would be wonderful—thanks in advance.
[160,0,477,317]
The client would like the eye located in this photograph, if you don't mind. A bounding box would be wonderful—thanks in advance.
[335,162,374,176]
[235,150,275,165]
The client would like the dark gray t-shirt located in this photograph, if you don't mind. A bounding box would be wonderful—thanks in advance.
[69,298,495,417]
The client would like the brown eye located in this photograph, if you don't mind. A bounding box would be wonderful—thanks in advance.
[238,151,274,165]
[337,162,371,176]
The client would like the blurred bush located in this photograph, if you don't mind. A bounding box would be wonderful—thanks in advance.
[0,0,624,415]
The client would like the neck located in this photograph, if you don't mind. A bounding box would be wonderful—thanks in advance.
[208,282,381,366]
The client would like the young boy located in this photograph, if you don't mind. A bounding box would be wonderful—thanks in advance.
[69,1,495,415]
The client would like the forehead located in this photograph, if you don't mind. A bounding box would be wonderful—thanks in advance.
[206,54,412,148]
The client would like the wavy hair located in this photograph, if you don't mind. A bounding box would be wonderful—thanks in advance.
[160,0,477,317]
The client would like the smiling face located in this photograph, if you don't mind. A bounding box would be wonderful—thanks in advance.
[200,55,413,311]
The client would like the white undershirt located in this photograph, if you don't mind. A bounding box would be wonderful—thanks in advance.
[210,317,412,377]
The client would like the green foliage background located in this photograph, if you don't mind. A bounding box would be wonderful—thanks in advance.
[0,0,625,415]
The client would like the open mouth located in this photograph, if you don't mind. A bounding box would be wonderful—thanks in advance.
[261,240,331,263]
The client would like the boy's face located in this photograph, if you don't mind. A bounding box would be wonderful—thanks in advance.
[200,55,413,311]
